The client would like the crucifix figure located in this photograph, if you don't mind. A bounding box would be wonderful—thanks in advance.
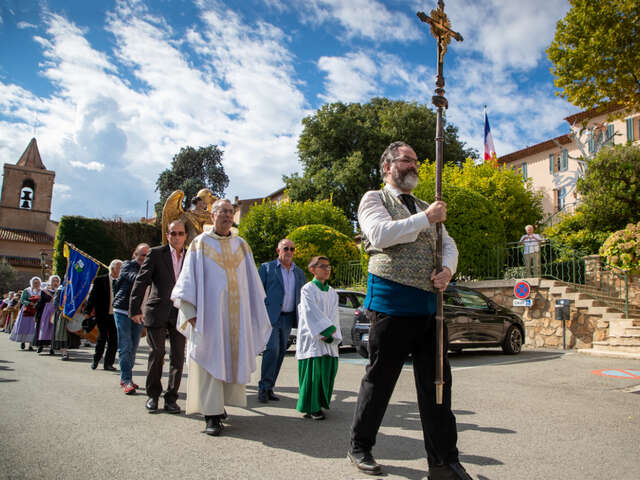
[417,1,464,409]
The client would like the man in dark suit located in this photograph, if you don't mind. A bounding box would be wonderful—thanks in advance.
[130,220,187,414]
[84,259,122,370]
[257,238,307,403]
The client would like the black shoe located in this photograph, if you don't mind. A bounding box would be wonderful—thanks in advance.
[146,397,159,412]
[20,342,25,350]
[37,346,43,353]
[204,416,223,436]
[257,391,268,403]
[309,410,325,420]
[27,345,34,351]
[267,390,280,401]
[104,365,116,371]
[428,462,473,480]
[347,451,382,475]
[90,361,98,370]
[221,409,228,420]
[48,348,54,355]
[164,401,180,414]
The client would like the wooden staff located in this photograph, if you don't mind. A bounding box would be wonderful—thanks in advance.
[417,1,463,405]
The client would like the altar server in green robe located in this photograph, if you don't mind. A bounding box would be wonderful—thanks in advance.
[295,256,341,420]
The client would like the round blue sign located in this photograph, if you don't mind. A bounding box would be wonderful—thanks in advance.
[514,280,531,299]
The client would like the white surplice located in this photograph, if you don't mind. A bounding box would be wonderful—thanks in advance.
[295,282,341,360]
[171,229,271,415]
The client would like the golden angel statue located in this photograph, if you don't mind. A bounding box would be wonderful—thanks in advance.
[161,188,218,245]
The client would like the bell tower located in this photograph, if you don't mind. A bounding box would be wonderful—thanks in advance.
[0,138,55,233]
[0,138,57,289]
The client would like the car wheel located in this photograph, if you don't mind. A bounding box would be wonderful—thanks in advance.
[502,326,523,355]
[357,344,369,359]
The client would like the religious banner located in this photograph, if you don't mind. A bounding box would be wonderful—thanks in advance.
[60,243,101,320]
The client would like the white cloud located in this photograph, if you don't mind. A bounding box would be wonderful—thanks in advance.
[53,183,72,200]
[69,160,105,171]
[301,0,421,42]
[0,0,310,220]
[317,52,378,103]
[17,21,37,29]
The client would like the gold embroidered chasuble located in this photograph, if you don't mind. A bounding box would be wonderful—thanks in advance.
[172,230,271,386]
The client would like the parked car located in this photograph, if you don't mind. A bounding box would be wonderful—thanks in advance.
[287,289,366,349]
[352,284,525,358]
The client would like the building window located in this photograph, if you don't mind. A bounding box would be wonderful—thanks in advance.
[521,162,527,180]
[606,124,614,145]
[627,118,635,142]
[554,186,567,212]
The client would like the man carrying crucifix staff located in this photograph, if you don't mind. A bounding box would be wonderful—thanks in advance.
[348,3,472,480]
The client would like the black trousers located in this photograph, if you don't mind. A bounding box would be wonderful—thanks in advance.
[145,325,186,403]
[94,315,118,367]
[350,310,459,466]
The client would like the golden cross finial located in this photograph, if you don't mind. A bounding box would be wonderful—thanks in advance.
[417,1,463,63]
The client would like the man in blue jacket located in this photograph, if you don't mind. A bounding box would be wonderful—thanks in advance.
[257,238,306,403]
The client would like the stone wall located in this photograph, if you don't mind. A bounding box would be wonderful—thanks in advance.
[456,279,603,349]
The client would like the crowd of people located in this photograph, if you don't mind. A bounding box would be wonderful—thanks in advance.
[1,141,475,480]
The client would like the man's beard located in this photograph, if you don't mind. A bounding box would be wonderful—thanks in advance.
[392,169,419,191]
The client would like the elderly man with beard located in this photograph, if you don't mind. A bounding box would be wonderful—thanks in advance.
[347,142,471,480]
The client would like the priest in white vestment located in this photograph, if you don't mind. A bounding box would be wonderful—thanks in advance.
[171,199,272,436]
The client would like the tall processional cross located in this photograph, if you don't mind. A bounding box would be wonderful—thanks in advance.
[416,1,463,405]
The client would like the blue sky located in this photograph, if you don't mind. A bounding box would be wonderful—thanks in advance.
[0,0,577,220]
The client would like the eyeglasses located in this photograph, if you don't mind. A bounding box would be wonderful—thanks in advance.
[168,231,186,236]
[281,247,295,252]
[315,264,332,270]
[392,156,420,165]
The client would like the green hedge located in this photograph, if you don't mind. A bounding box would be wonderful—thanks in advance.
[238,199,353,265]
[287,224,359,281]
[52,216,161,276]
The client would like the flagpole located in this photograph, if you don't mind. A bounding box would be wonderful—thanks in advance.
[64,242,109,270]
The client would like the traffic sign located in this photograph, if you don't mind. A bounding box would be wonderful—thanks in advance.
[514,280,531,299]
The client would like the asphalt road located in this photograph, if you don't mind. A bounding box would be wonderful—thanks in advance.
[1,334,639,480]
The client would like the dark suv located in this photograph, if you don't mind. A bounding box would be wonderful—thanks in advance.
[352,284,525,358]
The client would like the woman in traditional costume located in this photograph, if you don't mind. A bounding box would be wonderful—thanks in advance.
[295,256,341,420]
[51,283,81,360]
[32,275,60,354]
[9,277,42,350]
[1,292,17,332]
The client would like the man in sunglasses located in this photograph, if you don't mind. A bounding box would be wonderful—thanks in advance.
[129,220,187,413]
[257,238,307,403]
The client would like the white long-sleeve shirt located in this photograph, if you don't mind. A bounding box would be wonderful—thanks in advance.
[358,184,458,275]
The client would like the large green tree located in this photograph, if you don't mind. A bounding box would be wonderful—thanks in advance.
[577,144,640,232]
[547,0,640,114]
[155,145,229,218]
[283,97,476,222]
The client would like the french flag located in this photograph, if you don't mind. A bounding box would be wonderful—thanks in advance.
[484,109,497,162]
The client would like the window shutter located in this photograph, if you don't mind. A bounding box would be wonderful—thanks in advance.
[588,135,594,154]
[561,149,568,171]
[607,124,614,144]
[522,162,527,179]
[549,154,554,173]
[628,118,635,142]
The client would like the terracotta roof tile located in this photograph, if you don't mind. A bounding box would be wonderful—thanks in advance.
[0,227,54,244]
